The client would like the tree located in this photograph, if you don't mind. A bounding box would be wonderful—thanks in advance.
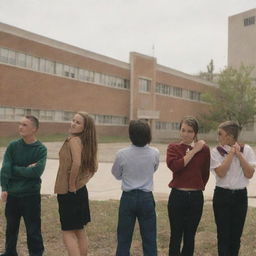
[206,59,214,81]
[200,65,256,130]
[199,59,215,81]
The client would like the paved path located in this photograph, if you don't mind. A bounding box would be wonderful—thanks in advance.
[40,160,256,207]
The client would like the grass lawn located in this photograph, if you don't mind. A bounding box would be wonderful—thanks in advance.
[0,198,256,255]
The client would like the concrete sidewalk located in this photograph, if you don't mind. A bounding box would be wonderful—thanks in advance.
[40,159,256,207]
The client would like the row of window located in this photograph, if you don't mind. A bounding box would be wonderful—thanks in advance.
[0,107,128,126]
[0,47,205,102]
[155,121,180,130]
[0,47,205,103]
[244,16,255,26]
[156,83,201,102]
[138,79,202,102]
[0,47,129,90]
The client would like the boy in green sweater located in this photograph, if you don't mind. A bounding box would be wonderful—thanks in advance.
[0,115,47,256]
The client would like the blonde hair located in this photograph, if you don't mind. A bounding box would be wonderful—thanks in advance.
[77,112,98,175]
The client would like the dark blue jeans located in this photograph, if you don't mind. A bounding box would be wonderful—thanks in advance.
[116,190,157,256]
[3,194,44,256]
[168,188,204,256]
[213,186,248,256]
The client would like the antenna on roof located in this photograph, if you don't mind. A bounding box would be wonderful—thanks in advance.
[152,44,155,57]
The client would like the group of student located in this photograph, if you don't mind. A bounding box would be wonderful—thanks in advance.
[0,113,256,256]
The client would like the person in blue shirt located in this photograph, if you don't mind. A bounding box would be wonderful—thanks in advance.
[112,120,160,256]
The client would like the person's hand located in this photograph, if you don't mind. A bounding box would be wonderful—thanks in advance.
[28,162,37,167]
[1,191,8,202]
[68,187,77,193]
[233,142,241,156]
[193,140,205,153]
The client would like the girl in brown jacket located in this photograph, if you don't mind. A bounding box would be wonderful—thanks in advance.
[54,112,97,256]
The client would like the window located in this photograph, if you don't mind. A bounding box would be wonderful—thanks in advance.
[244,16,255,26]
[63,111,75,121]
[26,55,33,69]
[189,91,201,101]
[69,66,76,78]
[0,48,8,63]
[93,114,128,125]
[54,111,64,121]
[100,73,106,84]
[56,63,63,75]
[183,89,190,99]
[14,108,26,120]
[17,53,26,67]
[32,57,39,70]
[173,87,182,97]
[45,60,55,74]
[39,58,46,72]
[64,65,70,77]
[155,121,179,130]
[8,50,16,65]
[5,108,15,120]
[94,72,101,83]
[139,78,151,92]
[78,68,86,81]
[39,110,54,121]
[0,108,5,119]
[84,70,93,81]
[124,79,130,89]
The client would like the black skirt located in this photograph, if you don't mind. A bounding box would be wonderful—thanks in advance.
[57,186,91,231]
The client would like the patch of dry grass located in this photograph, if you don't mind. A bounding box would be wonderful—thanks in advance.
[0,197,256,255]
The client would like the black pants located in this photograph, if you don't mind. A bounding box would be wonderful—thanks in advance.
[3,194,44,256]
[167,188,204,256]
[213,186,248,256]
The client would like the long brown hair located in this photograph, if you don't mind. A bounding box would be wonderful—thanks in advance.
[77,112,98,175]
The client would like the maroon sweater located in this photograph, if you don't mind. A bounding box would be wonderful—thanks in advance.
[166,142,210,190]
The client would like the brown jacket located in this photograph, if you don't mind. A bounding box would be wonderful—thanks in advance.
[54,137,91,194]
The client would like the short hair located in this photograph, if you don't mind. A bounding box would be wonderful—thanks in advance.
[218,121,241,141]
[25,115,39,129]
[129,120,151,147]
[179,116,199,135]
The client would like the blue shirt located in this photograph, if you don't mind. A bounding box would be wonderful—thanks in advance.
[111,144,160,192]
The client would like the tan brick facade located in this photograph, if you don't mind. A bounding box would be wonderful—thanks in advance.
[0,22,216,140]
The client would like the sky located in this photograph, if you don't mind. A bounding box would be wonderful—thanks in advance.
[0,0,255,75]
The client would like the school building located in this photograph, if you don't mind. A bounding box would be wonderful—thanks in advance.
[0,22,218,140]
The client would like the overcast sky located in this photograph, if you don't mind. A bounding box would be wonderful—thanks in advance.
[0,0,255,74]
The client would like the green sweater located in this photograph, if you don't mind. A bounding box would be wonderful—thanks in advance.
[0,138,47,196]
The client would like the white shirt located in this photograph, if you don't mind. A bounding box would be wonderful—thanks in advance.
[210,144,256,189]
[111,144,160,192]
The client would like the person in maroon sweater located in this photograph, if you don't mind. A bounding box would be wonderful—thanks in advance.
[166,116,210,256]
